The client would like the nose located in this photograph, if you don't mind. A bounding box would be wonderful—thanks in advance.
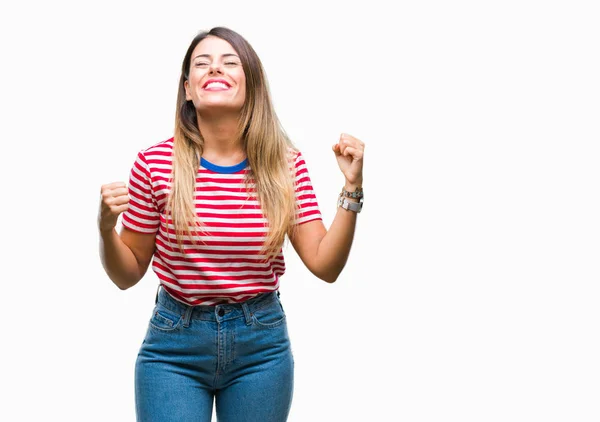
[209,62,223,75]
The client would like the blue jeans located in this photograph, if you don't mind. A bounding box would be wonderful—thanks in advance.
[135,287,294,421]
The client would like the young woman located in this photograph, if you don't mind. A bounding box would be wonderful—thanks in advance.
[98,27,365,422]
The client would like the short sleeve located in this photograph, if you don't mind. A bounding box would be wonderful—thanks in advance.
[121,151,160,233]
[293,151,322,225]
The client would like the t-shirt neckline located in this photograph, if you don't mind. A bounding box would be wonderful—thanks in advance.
[200,157,248,174]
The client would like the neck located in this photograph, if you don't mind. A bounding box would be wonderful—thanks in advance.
[197,111,246,165]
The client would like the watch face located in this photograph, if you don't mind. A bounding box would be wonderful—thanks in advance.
[350,201,363,212]
[346,199,362,212]
[338,197,362,213]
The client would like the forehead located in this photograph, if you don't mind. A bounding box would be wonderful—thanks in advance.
[192,36,238,57]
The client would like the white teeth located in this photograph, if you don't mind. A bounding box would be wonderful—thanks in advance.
[205,82,229,89]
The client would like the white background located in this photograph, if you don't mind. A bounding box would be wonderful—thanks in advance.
[1,0,599,421]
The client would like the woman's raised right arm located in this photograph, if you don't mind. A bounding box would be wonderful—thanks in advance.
[98,182,156,290]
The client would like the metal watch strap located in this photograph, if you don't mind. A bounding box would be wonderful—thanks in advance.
[341,186,364,200]
[338,196,363,213]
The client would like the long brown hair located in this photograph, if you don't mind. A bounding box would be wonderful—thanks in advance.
[166,27,297,259]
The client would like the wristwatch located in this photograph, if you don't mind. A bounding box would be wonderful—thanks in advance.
[337,196,363,213]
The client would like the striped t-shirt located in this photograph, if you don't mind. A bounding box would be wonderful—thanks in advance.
[121,137,322,305]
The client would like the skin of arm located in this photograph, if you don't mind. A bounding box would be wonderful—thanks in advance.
[99,227,157,290]
[289,133,364,283]
[98,182,157,290]
[289,202,358,283]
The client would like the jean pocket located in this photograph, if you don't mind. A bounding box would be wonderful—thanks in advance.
[149,305,182,332]
[251,300,286,329]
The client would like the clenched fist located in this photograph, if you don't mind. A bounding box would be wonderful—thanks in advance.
[332,133,365,188]
[98,182,130,233]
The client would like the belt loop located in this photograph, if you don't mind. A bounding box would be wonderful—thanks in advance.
[182,305,193,328]
[242,302,252,326]
[155,284,161,304]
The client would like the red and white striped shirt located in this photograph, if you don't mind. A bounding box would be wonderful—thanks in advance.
[122,138,322,305]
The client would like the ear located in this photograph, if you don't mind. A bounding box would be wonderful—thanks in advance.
[184,80,192,101]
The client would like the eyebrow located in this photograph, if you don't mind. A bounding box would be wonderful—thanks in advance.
[192,53,240,60]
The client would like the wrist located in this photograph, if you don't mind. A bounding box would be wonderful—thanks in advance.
[338,185,364,213]
[344,180,363,192]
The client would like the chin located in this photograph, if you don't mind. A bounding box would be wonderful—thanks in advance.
[197,102,244,113]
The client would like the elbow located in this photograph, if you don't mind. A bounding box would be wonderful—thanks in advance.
[322,275,338,284]
[308,259,346,284]
[318,269,342,284]
[111,274,140,291]
[107,264,146,291]
[113,280,133,291]
[116,282,132,291]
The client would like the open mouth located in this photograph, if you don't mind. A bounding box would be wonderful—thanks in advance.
[202,79,231,91]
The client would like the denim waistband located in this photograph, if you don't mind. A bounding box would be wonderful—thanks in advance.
[156,286,280,326]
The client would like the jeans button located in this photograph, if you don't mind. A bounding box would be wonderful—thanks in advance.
[218,308,225,317]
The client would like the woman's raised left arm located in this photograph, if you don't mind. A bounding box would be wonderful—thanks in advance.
[289,133,365,283]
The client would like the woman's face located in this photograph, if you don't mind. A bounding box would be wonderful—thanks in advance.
[185,36,246,113]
